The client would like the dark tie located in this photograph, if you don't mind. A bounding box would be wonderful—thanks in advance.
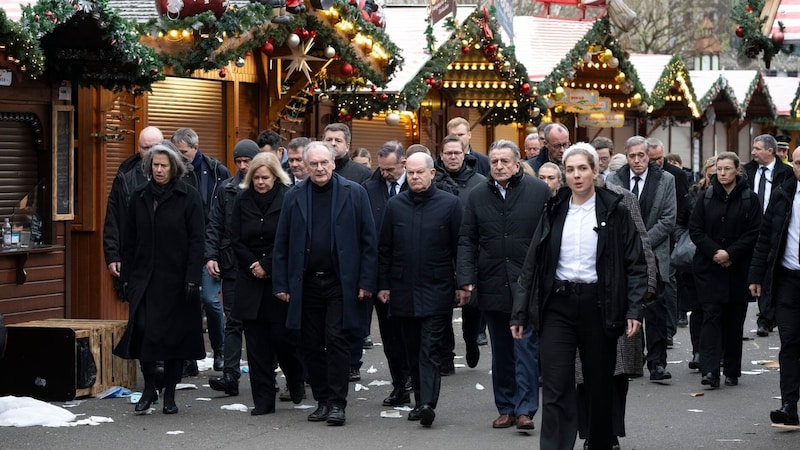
[389,183,397,197]
[757,166,767,208]
[632,176,641,198]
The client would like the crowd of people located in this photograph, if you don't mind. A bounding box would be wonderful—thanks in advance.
[104,118,800,449]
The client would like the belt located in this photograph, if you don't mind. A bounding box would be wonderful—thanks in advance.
[778,266,800,277]
[553,279,598,296]
[307,270,336,278]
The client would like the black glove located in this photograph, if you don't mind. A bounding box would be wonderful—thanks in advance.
[185,282,200,303]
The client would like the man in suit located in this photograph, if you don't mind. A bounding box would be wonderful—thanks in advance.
[447,117,490,176]
[272,141,377,426]
[286,137,310,185]
[749,146,800,426]
[745,134,794,337]
[531,123,570,172]
[362,141,412,407]
[606,135,676,383]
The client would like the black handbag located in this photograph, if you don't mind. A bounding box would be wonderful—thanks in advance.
[671,228,695,272]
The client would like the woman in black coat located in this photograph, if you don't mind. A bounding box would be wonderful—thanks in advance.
[114,143,206,415]
[689,152,762,388]
[231,152,304,415]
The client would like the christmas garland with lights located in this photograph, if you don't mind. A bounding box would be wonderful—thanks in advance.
[536,16,647,112]
[139,0,402,88]
[695,74,742,117]
[743,72,777,121]
[0,9,45,78]
[335,6,543,125]
[18,0,164,92]
[730,0,793,69]
[648,54,696,113]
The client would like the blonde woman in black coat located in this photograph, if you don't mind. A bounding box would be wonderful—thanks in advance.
[114,143,206,416]
[231,152,304,415]
[689,152,761,388]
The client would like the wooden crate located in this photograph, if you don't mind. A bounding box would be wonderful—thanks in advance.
[8,319,137,398]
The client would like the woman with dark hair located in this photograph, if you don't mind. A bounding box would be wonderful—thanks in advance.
[231,152,304,415]
[511,143,647,450]
[689,152,761,388]
[114,143,206,415]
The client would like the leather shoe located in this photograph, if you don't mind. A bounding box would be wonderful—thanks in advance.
[757,325,769,337]
[492,414,515,428]
[408,406,421,421]
[383,387,411,406]
[724,376,738,386]
[419,405,435,427]
[279,386,291,402]
[701,372,720,388]
[516,415,535,430]
[212,349,224,371]
[326,405,346,426]
[688,353,700,371]
[649,365,672,382]
[134,394,156,415]
[162,399,178,415]
[476,332,488,346]
[209,373,239,396]
[466,340,480,368]
[440,360,455,376]
[308,404,330,422]
[289,382,305,404]
[771,403,800,425]
[250,405,275,416]
[182,359,199,377]
[349,367,361,382]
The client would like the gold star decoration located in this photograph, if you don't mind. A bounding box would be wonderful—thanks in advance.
[278,37,326,84]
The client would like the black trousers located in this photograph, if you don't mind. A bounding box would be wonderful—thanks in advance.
[221,276,243,380]
[775,270,800,405]
[400,314,449,409]
[374,299,409,388]
[757,292,775,329]
[540,284,617,450]
[441,304,481,364]
[699,300,748,378]
[642,293,668,370]
[301,275,350,407]
[243,318,303,412]
[577,373,629,439]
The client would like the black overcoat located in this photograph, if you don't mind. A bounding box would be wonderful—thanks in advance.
[113,179,206,361]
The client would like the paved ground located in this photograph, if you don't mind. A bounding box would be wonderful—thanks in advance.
[1,304,799,449]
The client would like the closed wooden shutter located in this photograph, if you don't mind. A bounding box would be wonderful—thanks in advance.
[466,109,488,154]
[0,120,39,223]
[351,115,414,168]
[238,83,260,142]
[147,77,225,163]
[104,92,138,193]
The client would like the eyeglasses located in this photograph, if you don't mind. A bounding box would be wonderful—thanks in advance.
[442,151,464,157]
[549,142,570,151]
[307,161,331,168]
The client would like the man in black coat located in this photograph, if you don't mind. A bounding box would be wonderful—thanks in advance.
[103,126,163,298]
[749,147,800,426]
[273,141,377,426]
[206,139,259,396]
[172,128,231,374]
[362,141,411,407]
[377,152,463,427]
[745,134,794,337]
[531,123,570,173]
[447,116,490,176]
[457,140,550,430]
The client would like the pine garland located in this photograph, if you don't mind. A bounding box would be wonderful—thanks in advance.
[696,74,742,118]
[0,9,45,78]
[730,0,794,69]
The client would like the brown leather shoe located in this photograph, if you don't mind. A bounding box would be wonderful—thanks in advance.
[492,414,516,428]
[516,414,535,430]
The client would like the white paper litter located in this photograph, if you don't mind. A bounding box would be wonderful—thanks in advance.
[454,364,466,368]
[0,396,100,427]
[741,370,769,375]
[475,383,485,390]
[166,430,184,435]
[356,398,368,401]
[220,403,249,412]
[176,383,197,390]
[394,406,413,411]
[380,410,402,418]
[366,365,378,374]
[294,404,315,409]
[195,398,212,401]
[74,416,114,426]
[368,380,391,386]
[688,409,704,413]
[355,384,369,391]
[452,317,463,323]
[667,360,683,364]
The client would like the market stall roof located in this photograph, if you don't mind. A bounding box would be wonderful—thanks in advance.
[722,70,777,120]
[0,0,21,21]
[763,75,799,116]
[768,0,800,41]
[382,5,474,92]
[688,70,742,119]
[629,53,700,119]
[514,15,594,83]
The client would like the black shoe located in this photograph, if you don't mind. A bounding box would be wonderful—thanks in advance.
[757,325,769,337]
[771,403,800,425]
[289,382,305,404]
[162,394,178,415]
[363,335,373,349]
[251,404,275,416]
[701,372,720,388]
[213,350,224,371]
[666,335,674,349]
[407,406,421,421]
[279,386,291,402]
[440,360,455,376]
[134,392,157,415]
[383,387,411,406]
[349,367,361,382]
[209,373,239,396]
[677,313,688,328]
[286,3,306,13]
[649,365,672,382]
[724,376,738,386]
[688,353,700,371]
[465,340,480,368]
[308,403,330,422]
[326,405,346,426]
[419,405,435,427]
[476,332,488,346]
[182,360,199,377]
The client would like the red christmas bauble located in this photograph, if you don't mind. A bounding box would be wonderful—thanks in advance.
[736,26,745,38]
[461,46,470,54]
[155,0,226,19]
[150,68,160,76]
[219,69,227,78]
[520,83,531,95]
[485,44,497,55]
[299,28,310,41]
[261,42,274,55]
[432,79,443,90]
[349,0,357,5]
[773,30,785,46]
[380,93,388,100]
[345,114,352,121]
[340,63,354,77]
[745,4,753,13]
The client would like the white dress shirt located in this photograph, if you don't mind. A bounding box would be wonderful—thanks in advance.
[781,184,800,270]
[494,181,508,199]
[387,173,406,195]
[556,193,599,283]
[629,168,648,199]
